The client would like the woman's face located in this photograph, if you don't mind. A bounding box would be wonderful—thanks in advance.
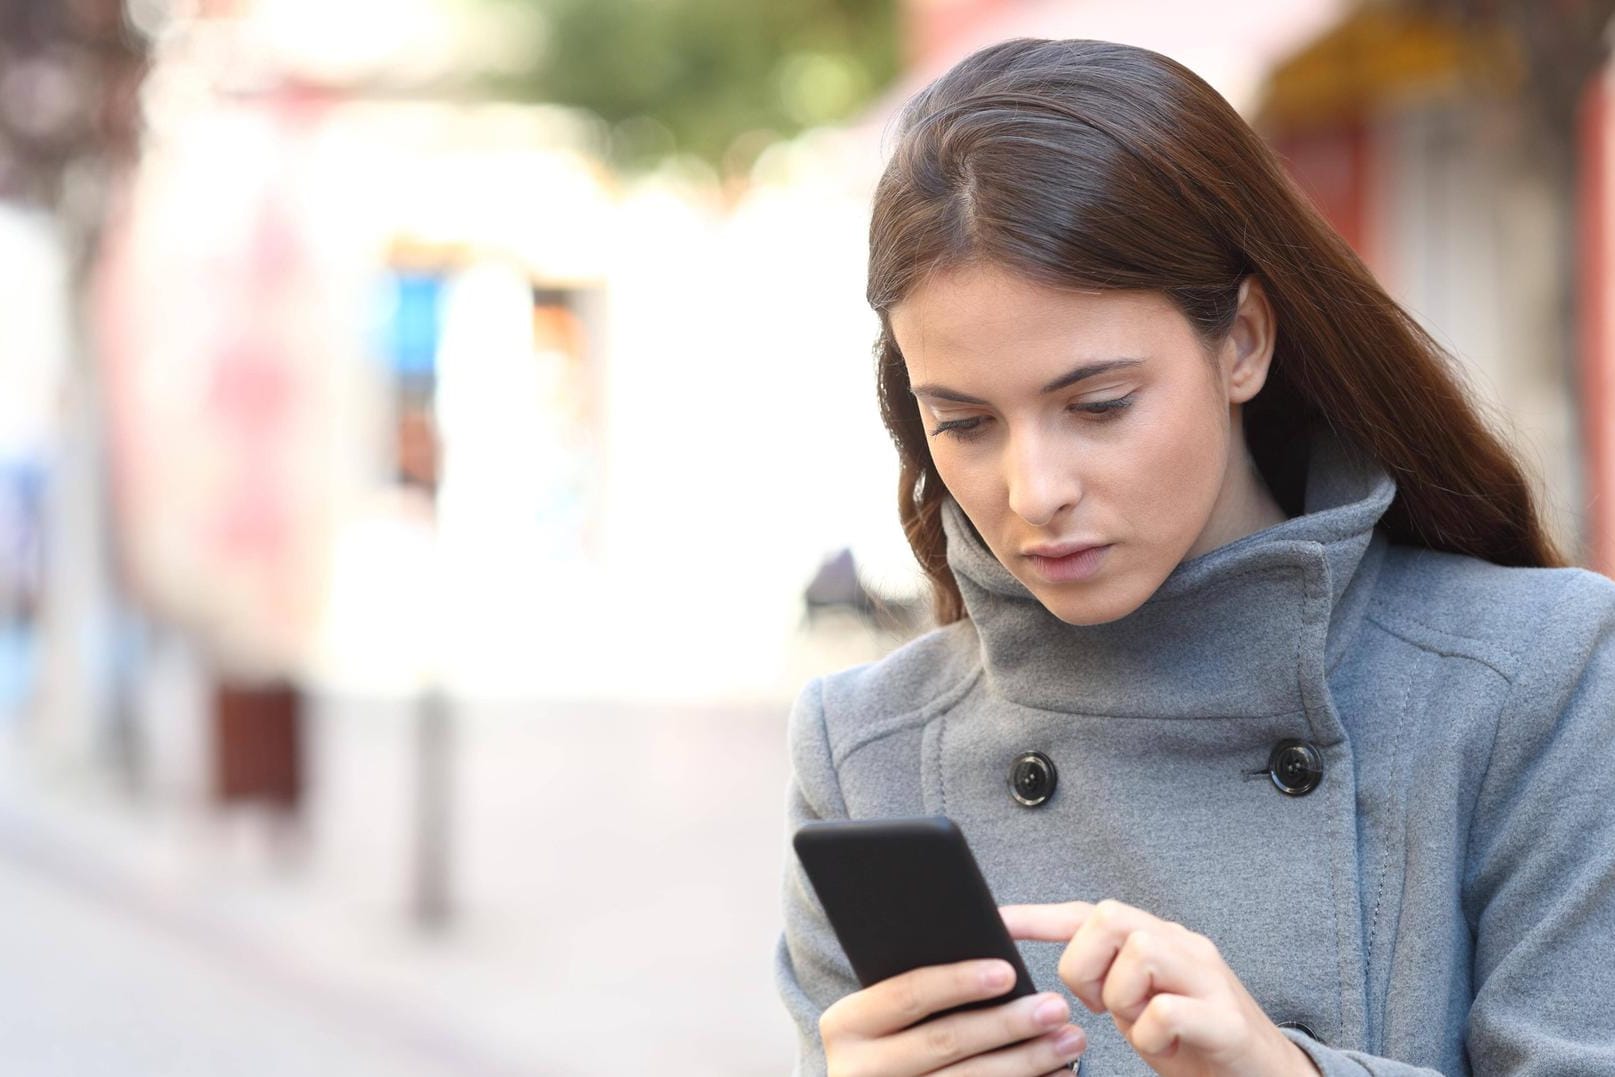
[889,261,1278,625]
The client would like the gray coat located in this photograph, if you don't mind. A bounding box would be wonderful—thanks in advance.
[775,434,1615,1076]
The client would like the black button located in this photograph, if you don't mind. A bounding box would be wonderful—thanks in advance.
[1267,740,1323,796]
[1009,751,1057,807]
[1277,1020,1321,1042]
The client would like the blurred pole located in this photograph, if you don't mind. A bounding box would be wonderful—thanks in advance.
[34,337,118,762]
[413,685,453,930]
[389,281,452,928]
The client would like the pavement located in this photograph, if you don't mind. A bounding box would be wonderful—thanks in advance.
[0,669,890,1075]
[0,825,470,1076]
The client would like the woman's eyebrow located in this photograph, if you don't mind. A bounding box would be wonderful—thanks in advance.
[910,358,1145,404]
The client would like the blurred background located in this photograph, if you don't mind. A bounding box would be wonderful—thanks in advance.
[1,0,1613,1072]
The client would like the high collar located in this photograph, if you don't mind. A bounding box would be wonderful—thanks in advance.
[941,432,1396,718]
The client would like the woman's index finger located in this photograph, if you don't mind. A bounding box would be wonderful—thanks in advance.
[1000,901,1096,941]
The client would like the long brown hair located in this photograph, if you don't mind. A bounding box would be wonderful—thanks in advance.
[869,38,1565,624]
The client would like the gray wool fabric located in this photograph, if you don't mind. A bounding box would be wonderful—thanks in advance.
[775,433,1615,1076]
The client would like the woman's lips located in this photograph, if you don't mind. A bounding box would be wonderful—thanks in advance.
[1023,543,1112,583]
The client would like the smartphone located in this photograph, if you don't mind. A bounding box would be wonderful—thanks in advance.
[792,815,1037,1021]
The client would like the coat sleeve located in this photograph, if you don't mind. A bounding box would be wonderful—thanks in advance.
[773,677,860,1077]
[1285,569,1615,1076]
[1278,1026,1444,1076]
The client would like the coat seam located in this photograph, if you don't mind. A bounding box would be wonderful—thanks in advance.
[832,665,983,768]
[1363,608,1518,969]
[812,677,850,819]
[987,701,1306,721]
[1294,576,1309,737]
[1364,665,1413,1050]
[1362,608,1518,683]
[1455,574,1569,917]
[813,681,852,817]
[1303,569,1352,1047]
[1459,681,1514,936]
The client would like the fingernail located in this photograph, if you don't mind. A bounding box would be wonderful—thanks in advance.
[981,962,1013,989]
[1035,997,1068,1026]
[1055,1028,1085,1058]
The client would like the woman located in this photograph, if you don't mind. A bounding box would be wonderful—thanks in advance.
[775,38,1615,1077]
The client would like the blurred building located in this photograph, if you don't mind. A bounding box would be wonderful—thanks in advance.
[1257,2,1610,568]
[52,0,897,820]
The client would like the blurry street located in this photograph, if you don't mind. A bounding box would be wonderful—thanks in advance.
[0,838,472,1077]
[0,685,840,1075]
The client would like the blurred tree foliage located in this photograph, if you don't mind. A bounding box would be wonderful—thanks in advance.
[476,0,901,170]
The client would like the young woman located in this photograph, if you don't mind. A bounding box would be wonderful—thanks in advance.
[775,38,1615,1077]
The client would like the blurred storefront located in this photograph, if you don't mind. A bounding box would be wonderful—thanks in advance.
[75,0,893,824]
[95,99,614,799]
[1214,1,1614,575]
[1255,2,1600,566]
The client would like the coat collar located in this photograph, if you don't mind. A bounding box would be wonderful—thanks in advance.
[941,432,1396,718]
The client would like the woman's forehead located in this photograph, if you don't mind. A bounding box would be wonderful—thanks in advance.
[890,264,1185,372]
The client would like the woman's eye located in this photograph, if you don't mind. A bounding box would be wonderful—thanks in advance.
[928,396,1134,441]
[1073,393,1135,419]
[929,416,985,441]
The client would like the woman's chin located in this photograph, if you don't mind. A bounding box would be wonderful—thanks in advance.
[1027,577,1152,627]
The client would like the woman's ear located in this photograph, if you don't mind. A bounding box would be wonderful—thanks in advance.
[1223,276,1276,404]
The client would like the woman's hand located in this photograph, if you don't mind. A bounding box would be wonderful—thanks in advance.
[1001,901,1319,1077]
[819,957,1087,1076]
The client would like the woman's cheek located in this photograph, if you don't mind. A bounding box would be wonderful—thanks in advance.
[1127,403,1226,548]
[932,448,987,508]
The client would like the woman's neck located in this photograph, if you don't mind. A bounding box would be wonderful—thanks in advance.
[1184,441,1289,562]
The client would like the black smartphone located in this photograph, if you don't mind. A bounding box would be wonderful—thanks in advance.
[792,815,1037,1021]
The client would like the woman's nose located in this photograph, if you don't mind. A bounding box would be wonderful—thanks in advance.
[1005,430,1081,527]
